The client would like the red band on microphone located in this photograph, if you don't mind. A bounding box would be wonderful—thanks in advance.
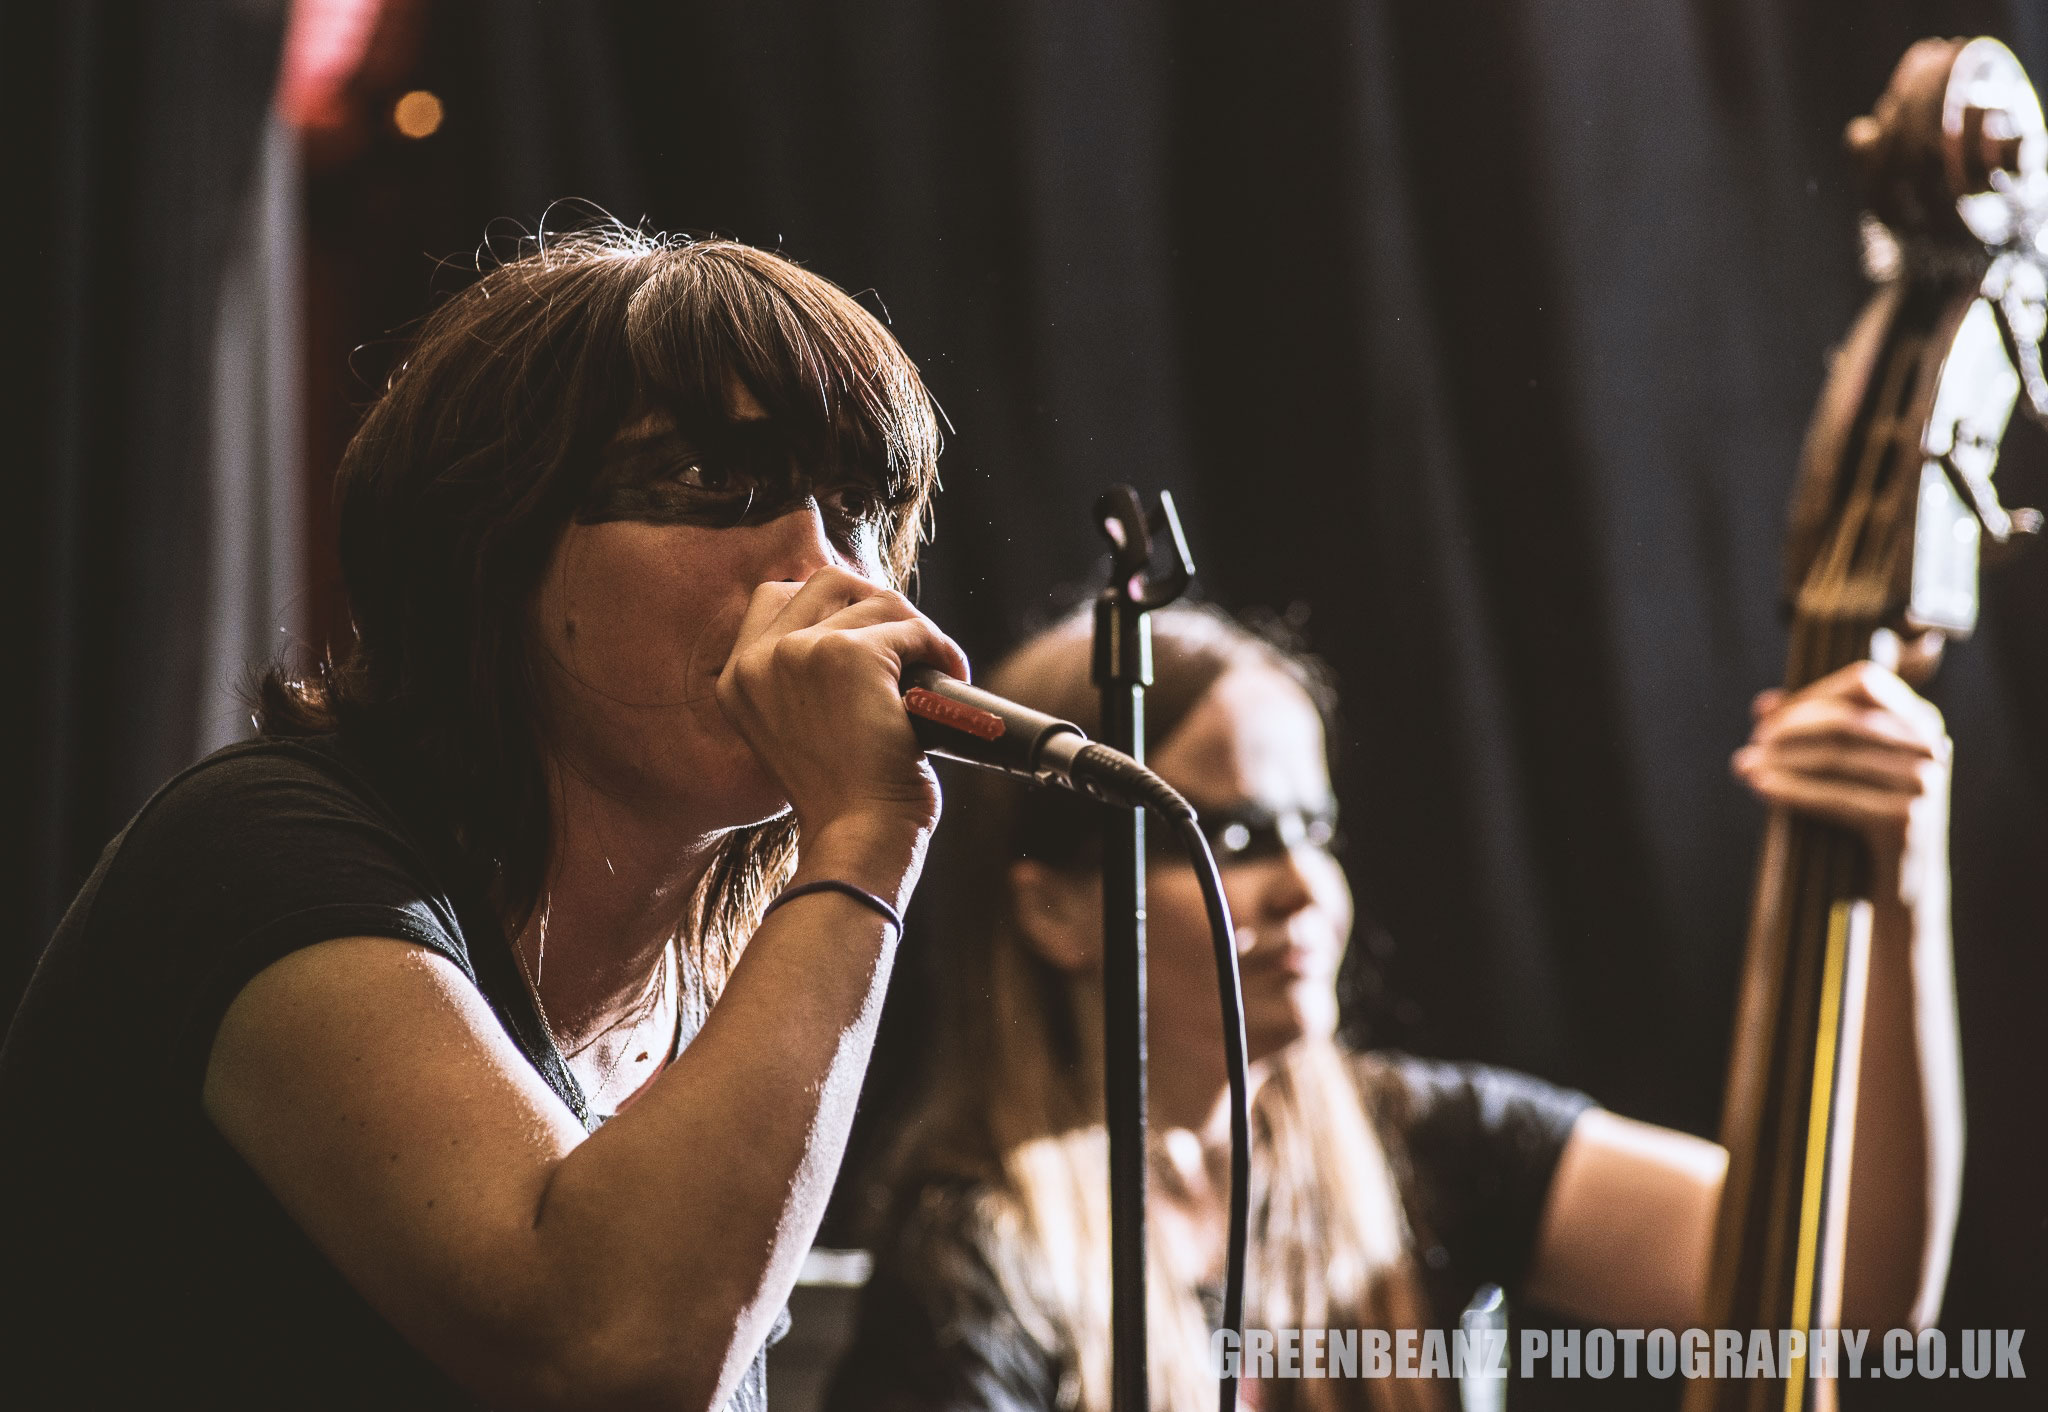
[904,687,1006,741]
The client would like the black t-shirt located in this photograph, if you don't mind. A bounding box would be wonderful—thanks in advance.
[0,734,773,1409]
[824,1053,1595,1412]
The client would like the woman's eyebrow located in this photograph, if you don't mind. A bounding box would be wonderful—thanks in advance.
[600,428,697,464]
[616,407,675,436]
[1188,796,1338,823]
[1176,794,1266,822]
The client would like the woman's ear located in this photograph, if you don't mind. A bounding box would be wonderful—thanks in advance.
[1008,859,1102,974]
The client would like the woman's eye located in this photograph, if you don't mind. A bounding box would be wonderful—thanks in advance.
[822,485,880,521]
[675,463,736,493]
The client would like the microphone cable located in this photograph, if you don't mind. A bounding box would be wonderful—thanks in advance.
[1062,745,1251,1412]
[902,669,1251,1409]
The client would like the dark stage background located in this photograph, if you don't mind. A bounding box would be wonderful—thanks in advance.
[9,2,2046,1405]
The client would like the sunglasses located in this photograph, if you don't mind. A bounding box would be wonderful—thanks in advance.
[1154,803,1340,865]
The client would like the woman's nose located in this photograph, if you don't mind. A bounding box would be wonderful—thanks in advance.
[747,497,849,581]
[1249,845,1320,921]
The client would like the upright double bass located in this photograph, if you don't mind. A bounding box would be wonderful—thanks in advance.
[1687,38,2048,1412]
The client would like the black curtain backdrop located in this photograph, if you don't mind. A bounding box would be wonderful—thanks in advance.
[6,1,292,1024]
[12,1,2046,1401]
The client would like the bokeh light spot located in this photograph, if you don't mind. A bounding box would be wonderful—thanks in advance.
[393,90,444,139]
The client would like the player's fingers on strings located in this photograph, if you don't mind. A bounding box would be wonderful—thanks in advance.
[1739,766,1910,835]
[1751,696,1936,758]
[1734,737,1933,794]
[1830,660,1948,747]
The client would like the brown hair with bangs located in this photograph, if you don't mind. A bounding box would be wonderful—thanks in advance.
[259,226,941,996]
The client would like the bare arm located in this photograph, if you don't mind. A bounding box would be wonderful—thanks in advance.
[1732,660,1962,1330]
[205,883,892,1406]
[1524,1109,1726,1330]
[1525,662,1961,1332]
[205,570,968,1410]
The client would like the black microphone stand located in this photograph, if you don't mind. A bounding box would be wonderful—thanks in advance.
[1092,486,1194,1412]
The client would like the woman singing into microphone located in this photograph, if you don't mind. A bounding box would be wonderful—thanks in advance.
[0,228,965,1409]
[826,604,1961,1412]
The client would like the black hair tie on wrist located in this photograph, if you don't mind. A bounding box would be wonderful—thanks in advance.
[760,879,904,939]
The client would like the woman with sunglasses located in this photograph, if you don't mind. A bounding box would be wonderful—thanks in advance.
[1,229,966,1409]
[827,603,1960,1412]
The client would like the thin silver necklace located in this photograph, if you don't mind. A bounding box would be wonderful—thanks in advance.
[514,895,676,1105]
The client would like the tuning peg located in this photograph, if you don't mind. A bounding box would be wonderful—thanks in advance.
[1959,105,2026,194]
[1937,446,2040,547]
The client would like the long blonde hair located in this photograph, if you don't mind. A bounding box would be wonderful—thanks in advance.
[887,606,1447,1412]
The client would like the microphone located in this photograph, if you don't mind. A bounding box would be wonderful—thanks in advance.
[899,665,1185,815]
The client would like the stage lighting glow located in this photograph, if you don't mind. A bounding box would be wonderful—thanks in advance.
[393,90,444,139]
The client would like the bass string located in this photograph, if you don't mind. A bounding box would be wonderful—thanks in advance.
[1753,611,1873,1329]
